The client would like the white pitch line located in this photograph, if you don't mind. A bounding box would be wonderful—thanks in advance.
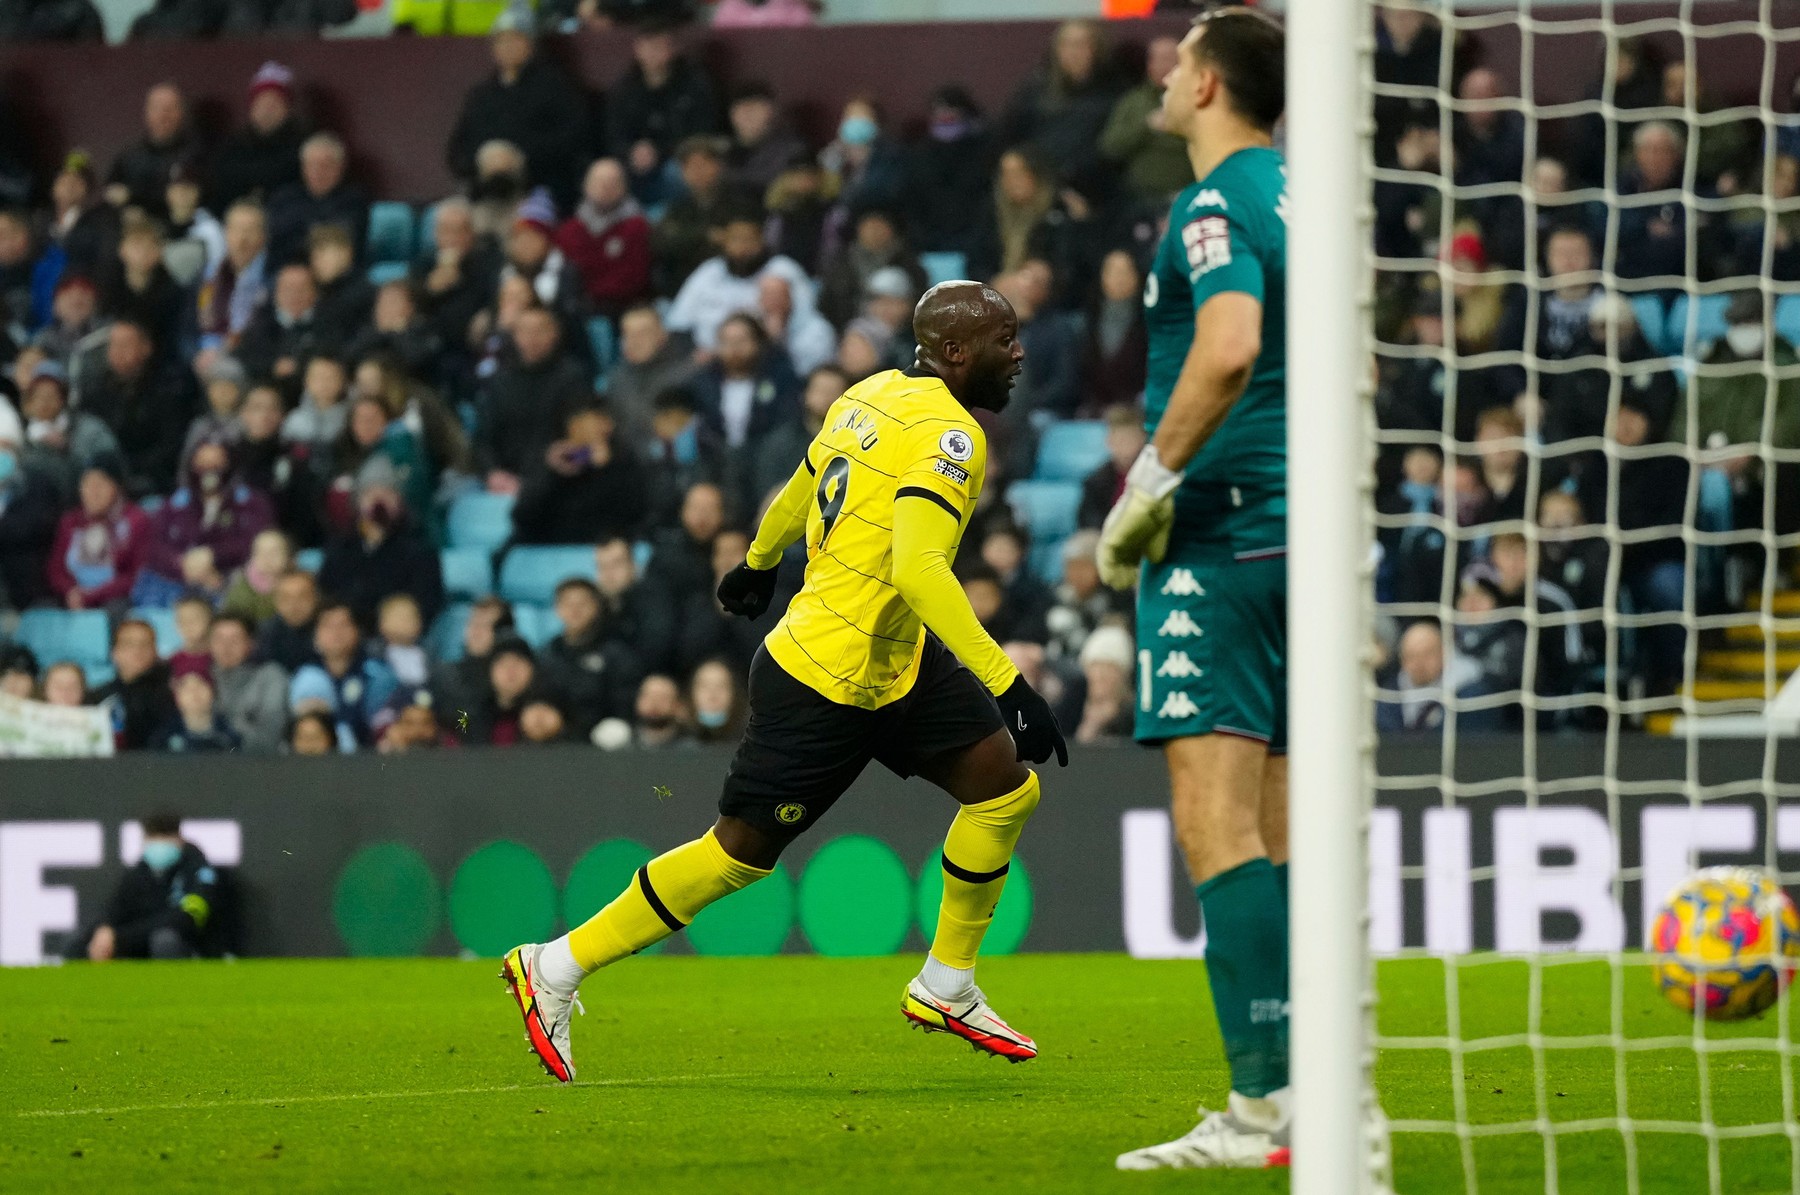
[18,1073,750,1119]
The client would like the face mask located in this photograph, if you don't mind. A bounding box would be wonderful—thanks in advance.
[1725,325,1765,358]
[696,708,729,729]
[839,116,878,147]
[142,840,181,874]
[0,449,15,486]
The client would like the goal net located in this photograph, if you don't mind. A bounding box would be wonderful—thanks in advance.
[1300,0,1800,1191]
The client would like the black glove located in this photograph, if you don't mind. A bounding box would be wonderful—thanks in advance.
[996,675,1069,767]
[717,561,779,619]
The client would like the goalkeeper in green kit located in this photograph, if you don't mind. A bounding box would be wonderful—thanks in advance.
[1100,9,1295,1171]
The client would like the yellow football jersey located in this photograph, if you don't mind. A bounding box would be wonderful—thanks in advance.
[761,369,992,709]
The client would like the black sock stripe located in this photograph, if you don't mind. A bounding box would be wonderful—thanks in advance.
[637,866,686,933]
[941,853,1009,885]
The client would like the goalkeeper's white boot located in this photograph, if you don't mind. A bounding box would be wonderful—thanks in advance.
[501,943,583,1083]
[1115,1097,1291,1170]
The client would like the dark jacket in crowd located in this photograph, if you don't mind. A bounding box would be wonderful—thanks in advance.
[105,128,200,218]
[79,362,197,498]
[902,124,996,257]
[511,447,649,545]
[604,57,721,166]
[97,261,185,351]
[410,239,502,354]
[314,272,375,351]
[210,117,308,210]
[150,714,243,753]
[476,353,593,478]
[94,661,177,751]
[267,180,371,267]
[220,0,354,35]
[317,520,445,630]
[999,67,1124,194]
[257,613,316,673]
[235,308,322,394]
[446,56,589,208]
[0,467,61,608]
[539,627,642,736]
[0,0,103,40]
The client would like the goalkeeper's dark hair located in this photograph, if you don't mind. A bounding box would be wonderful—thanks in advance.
[1191,7,1285,132]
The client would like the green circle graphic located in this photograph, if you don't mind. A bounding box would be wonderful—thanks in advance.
[687,863,793,956]
[915,851,1033,956]
[448,841,559,957]
[332,842,441,957]
[798,835,915,956]
[563,839,662,955]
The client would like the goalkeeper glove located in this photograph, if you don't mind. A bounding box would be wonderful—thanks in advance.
[717,561,779,619]
[996,675,1069,767]
[1096,444,1182,590]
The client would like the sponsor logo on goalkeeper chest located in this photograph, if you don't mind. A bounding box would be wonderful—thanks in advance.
[1155,652,1203,679]
[1157,611,1203,638]
[1157,692,1201,720]
[1159,569,1205,597]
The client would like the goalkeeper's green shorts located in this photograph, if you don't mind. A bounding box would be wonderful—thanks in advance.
[1132,545,1288,752]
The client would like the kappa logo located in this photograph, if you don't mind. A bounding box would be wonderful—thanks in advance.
[939,429,974,462]
[1157,610,1203,638]
[1158,692,1202,720]
[1160,569,1205,597]
[1156,652,1204,679]
[1188,188,1228,211]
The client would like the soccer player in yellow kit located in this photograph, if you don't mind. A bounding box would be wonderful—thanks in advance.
[502,282,1068,1082]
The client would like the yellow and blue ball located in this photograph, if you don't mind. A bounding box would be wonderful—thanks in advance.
[1649,866,1800,1021]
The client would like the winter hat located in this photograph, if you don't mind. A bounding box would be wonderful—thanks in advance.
[1446,230,1487,273]
[202,355,248,388]
[54,273,97,299]
[513,188,557,237]
[60,149,95,186]
[355,453,403,500]
[249,61,295,103]
[864,266,914,301]
[82,451,128,488]
[27,359,69,396]
[1078,624,1135,672]
[170,655,214,688]
[490,634,535,667]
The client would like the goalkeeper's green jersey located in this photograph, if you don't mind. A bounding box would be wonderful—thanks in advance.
[1142,145,1288,555]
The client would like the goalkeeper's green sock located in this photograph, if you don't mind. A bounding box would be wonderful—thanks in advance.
[1196,857,1290,1098]
[1273,861,1289,908]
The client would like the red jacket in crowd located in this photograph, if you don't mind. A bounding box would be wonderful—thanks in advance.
[555,199,653,317]
[47,500,151,607]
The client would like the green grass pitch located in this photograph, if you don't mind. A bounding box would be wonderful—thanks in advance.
[2,954,1795,1193]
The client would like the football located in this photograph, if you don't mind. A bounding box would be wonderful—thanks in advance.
[1650,866,1800,1020]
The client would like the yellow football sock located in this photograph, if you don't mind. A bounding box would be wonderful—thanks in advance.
[567,830,770,971]
[930,771,1040,969]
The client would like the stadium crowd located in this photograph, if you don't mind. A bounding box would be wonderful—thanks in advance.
[0,8,1786,752]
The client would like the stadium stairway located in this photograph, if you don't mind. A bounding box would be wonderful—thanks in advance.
[1648,586,1800,732]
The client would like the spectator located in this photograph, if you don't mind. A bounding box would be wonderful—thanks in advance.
[445,9,589,208]
[1375,620,1468,733]
[673,527,767,675]
[91,618,174,751]
[74,813,219,961]
[238,264,322,394]
[0,206,48,334]
[1536,225,1605,363]
[999,19,1122,193]
[0,0,101,39]
[1470,406,1527,529]
[726,82,806,197]
[236,383,321,547]
[692,313,801,472]
[98,216,184,350]
[48,456,150,612]
[310,225,374,351]
[196,200,271,353]
[1453,67,1526,189]
[150,659,242,754]
[168,594,212,674]
[345,282,444,384]
[211,63,307,211]
[999,260,1080,417]
[608,304,697,450]
[129,0,223,37]
[410,197,502,357]
[287,709,335,754]
[468,139,530,240]
[1073,622,1134,744]
[556,158,652,319]
[77,319,195,498]
[209,612,288,753]
[1045,529,1126,661]
[1662,61,1755,195]
[281,354,349,461]
[819,97,906,234]
[140,439,274,605]
[1536,489,1607,666]
[476,304,592,491]
[42,661,87,707]
[761,160,824,276]
[104,83,197,219]
[376,687,450,753]
[652,136,746,296]
[1099,35,1190,206]
[539,577,642,736]
[1372,116,1442,263]
[323,397,430,533]
[595,536,674,674]
[711,0,814,25]
[901,84,995,260]
[461,634,545,745]
[182,357,248,463]
[267,133,369,268]
[430,594,512,717]
[818,208,926,331]
[751,271,837,377]
[374,592,429,687]
[971,148,1083,284]
[752,362,843,505]
[221,0,356,36]
[288,599,398,748]
[221,527,292,623]
[605,22,722,204]
[1486,530,1588,716]
[512,401,648,545]
[979,523,1053,644]
[46,151,117,284]
[648,479,724,605]
[1617,122,1731,288]
[0,643,34,697]
[503,189,588,340]
[666,211,816,354]
[259,566,319,672]
[852,268,915,365]
[1082,250,1148,413]
[518,695,569,745]
[163,161,225,287]
[34,273,103,368]
[630,672,690,748]
[1450,572,1526,729]
[353,351,469,484]
[1568,34,1664,188]
[0,403,58,608]
[1735,152,1800,281]
[688,656,743,743]
[316,458,444,630]
[16,357,120,504]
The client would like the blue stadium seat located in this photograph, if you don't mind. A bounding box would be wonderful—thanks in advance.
[1667,293,1731,354]
[1777,295,1800,350]
[587,316,616,380]
[1005,479,1082,541]
[367,261,408,286]
[440,547,494,600]
[447,493,515,551]
[295,547,324,574]
[15,609,112,679]
[417,202,440,256]
[130,607,182,657]
[498,546,596,605]
[1029,538,1066,586]
[1629,295,1672,356]
[919,251,967,286]
[1033,421,1109,482]
[426,602,471,662]
[632,540,653,573]
[510,602,564,648]
[367,201,415,266]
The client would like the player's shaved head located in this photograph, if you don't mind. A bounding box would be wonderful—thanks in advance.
[912,281,1023,412]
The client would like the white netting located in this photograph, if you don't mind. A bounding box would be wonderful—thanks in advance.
[1364,1,1800,1191]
